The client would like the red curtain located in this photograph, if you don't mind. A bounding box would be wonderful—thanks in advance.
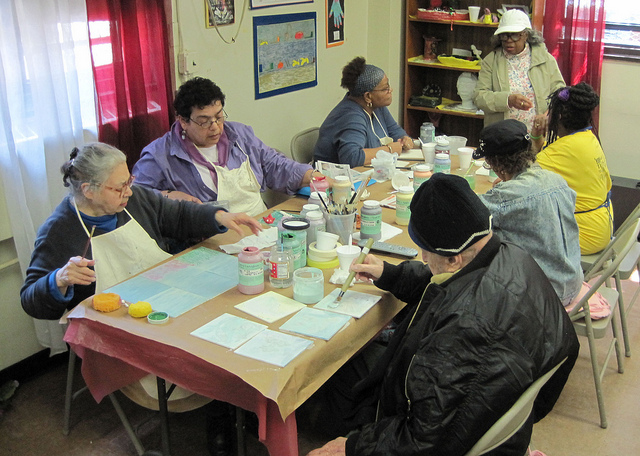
[86,0,174,169]
[542,0,605,91]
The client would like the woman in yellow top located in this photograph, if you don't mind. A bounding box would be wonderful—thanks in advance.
[531,82,613,255]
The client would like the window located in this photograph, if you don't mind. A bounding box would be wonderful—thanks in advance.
[604,0,640,60]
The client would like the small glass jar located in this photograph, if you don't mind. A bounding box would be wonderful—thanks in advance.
[395,185,414,226]
[360,200,382,241]
[269,244,293,288]
[293,267,325,304]
[433,153,451,174]
[238,246,265,295]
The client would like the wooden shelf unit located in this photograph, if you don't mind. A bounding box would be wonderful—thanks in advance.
[403,0,537,147]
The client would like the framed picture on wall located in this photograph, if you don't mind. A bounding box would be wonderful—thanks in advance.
[250,0,312,9]
[326,0,344,47]
[253,12,317,99]
[206,0,235,27]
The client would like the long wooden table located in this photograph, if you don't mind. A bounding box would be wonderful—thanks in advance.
[63,158,492,456]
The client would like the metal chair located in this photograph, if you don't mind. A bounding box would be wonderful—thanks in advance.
[569,218,640,428]
[64,349,146,455]
[464,358,567,456]
[580,200,640,357]
[290,127,319,164]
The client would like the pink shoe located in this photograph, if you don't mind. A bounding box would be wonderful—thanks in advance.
[529,450,548,456]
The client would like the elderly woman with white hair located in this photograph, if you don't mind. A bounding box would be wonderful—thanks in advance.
[314,56,414,167]
[474,9,565,131]
[21,142,261,320]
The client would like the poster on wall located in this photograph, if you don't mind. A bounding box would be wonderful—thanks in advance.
[253,13,317,99]
[250,0,312,9]
[206,0,235,27]
[326,0,344,47]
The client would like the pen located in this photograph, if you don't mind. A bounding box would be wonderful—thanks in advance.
[332,238,374,305]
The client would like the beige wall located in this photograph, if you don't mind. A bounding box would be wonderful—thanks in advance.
[171,0,405,156]
[600,59,640,180]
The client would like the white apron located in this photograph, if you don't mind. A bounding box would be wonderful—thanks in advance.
[74,203,205,408]
[213,145,267,216]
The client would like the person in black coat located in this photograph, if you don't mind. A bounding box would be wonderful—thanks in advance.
[308,173,579,456]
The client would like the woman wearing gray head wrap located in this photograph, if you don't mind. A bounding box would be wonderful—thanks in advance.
[314,57,414,167]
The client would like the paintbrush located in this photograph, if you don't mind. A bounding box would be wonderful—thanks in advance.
[347,176,371,212]
[81,225,96,258]
[333,238,374,305]
[462,160,475,176]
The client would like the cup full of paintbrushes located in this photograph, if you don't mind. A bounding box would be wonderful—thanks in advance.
[326,211,357,245]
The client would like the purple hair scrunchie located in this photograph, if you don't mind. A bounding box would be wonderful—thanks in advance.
[558,87,570,102]
[352,64,385,97]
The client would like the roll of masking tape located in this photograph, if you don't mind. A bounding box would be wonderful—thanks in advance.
[308,241,342,263]
[307,257,340,270]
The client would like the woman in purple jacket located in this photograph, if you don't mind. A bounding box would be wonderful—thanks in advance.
[133,77,318,216]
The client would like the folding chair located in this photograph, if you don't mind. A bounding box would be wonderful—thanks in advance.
[63,349,146,455]
[580,201,640,357]
[464,358,567,456]
[569,218,640,428]
[290,127,319,164]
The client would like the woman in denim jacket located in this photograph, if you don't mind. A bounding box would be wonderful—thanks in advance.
[476,119,583,305]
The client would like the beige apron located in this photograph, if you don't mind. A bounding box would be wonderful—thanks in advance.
[213,145,267,216]
[74,202,209,410]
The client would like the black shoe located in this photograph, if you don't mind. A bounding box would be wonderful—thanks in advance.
[206,401,235,456]
[208,430,233,456]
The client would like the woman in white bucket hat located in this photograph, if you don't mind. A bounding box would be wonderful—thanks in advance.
[474,9,565,131]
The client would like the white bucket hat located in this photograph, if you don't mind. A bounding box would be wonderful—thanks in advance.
[494,9,532,35]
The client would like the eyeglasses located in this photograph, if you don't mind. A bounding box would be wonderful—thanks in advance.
[188,110,228,129]
[371,85,392,94]
[499,32,524,42]
[102,175,135,198]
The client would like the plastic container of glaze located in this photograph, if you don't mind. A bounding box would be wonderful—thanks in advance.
[147,311,169,325]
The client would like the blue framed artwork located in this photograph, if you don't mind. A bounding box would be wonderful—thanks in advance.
[253,12,317,99]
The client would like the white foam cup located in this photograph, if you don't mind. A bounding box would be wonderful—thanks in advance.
[421,142,436,164]
[336,245,362,271]
[315,231,340,251]
[458,147,474,170]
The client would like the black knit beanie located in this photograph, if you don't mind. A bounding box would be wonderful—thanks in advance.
[408,173,492,256]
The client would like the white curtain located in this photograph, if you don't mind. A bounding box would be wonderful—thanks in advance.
[0,0,97,354]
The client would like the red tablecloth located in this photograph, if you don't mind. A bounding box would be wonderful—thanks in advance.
[65,319,298,456]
